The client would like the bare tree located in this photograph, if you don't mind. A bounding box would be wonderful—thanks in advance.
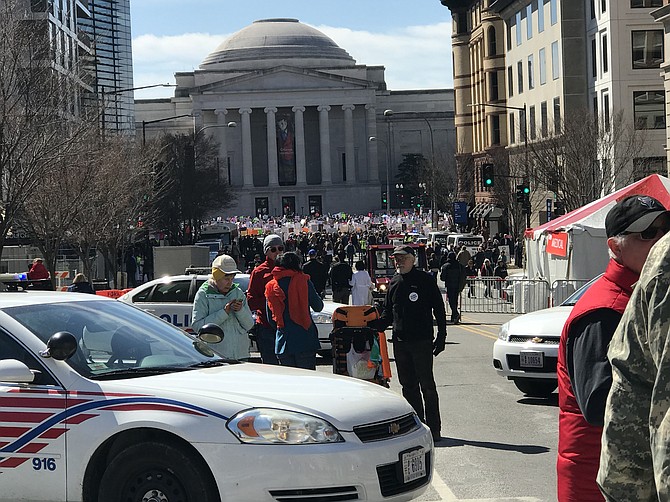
[522,107,647,213]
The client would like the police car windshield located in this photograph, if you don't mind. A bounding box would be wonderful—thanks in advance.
[5,300,227,380]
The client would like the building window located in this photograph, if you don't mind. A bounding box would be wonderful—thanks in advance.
[489,71,499,101]
[632,30,663,69]
[308,195,323,216]
[590,0,596,18]
[526,4,533,40]
[539,48,547,85]
[554,97,561,134]
[281,196,296,216]
[551,41,560,80]
[529,106,537,140]
[508,66,514,97]
[633,157,665,180]
[541,101,548,137]
[507,17,513,51]
[518,61,524,93]
[603,92,610,132]
[456,12,468,34]
[491,115,501,145]
[550,0,558,25]
[255,197,269,217]
[601,0,607,13]
[510,113,516,144]
[528,54,535,90]
[537,0,545,33]
[488,26,497,56]
[591,38,597,78]
[602,33,609,73]
[633,90,666,130]
[516,11,522,46]
[520,109,527,142]
[631,0,662,7]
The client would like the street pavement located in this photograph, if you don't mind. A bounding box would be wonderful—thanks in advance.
[316,309,559,502]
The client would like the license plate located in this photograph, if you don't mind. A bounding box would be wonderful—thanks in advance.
[519,351,544,368]
[402,448,426,483]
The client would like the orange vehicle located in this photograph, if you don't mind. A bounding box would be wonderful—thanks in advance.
[366,242,428,308]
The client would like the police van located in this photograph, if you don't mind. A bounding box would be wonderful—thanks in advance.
[446,234,485,254]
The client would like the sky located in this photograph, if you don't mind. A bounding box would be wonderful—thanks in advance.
[129,0,454,100]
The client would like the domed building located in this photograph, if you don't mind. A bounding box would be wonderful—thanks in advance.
[136,18,455,217]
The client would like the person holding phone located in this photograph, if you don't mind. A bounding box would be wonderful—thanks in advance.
[192,254,254,360]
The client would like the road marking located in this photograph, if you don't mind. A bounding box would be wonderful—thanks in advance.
[457,324,499,340]
[431,469,458,501]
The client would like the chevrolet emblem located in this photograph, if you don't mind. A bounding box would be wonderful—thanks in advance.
[389,422,400,434]
[531,337,544,344]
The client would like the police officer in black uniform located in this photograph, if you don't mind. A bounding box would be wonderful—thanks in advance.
[374,245,448,441]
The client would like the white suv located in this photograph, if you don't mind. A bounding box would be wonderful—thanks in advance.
[492,276,599,397]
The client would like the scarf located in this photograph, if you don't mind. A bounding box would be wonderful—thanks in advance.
[265,268,312,330]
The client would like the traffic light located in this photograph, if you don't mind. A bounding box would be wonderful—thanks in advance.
[481,163,494,187]
[381,191,387,205]
[516,184,530,208]
[515,184,525,203]
[554,200,565,216]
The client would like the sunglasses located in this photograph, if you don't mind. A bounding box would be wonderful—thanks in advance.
[269,246,284,253]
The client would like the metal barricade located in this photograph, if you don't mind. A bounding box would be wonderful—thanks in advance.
[459,277,550,315]
[550,279,589,307]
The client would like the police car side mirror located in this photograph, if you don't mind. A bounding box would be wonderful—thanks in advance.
[0,359,34,383]
[39,332,78,361]
[197,323,225,344]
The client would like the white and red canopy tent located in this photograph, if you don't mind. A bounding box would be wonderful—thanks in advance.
[523,174,670,286]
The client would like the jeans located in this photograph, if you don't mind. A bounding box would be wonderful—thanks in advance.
[255,325,279,365]
[393,339,441,436]
[277,351,317,370]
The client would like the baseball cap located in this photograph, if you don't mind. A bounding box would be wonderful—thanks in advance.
[308,249,317,256]
[392,245,416,256]
[212,254,241,276]
[605,195,670,238]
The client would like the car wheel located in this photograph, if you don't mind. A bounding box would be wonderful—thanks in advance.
[513,378,557,398]
[98,441,218,502]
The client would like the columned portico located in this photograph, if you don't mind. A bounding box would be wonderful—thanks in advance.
[240,108,253,187]
[293,106,307,185]
[343,104,355,184]
[318,105,332,184]
[264,107,279,186]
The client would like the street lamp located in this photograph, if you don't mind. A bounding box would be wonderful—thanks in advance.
[468,102,530,228]
[193,122,238,185]
[383,109,439,228]
[100,83,176,137]
[368,136,391,214]
[142,114,193,146]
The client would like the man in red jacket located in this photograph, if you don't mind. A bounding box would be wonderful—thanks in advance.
[247,234,284,364]
[556,195,670,501]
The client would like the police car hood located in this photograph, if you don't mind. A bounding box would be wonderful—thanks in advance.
[104,364,413,429]
[507,305,573,335]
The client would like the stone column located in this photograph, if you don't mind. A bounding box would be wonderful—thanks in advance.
[264,107,278,186]
[240,108,253,187]
[365,104,379,182]
[293,106,306,185]
[318,105,332,184]
[343,104,355,184]
[214,109,229,183]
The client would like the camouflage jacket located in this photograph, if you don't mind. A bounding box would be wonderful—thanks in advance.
[597,233,670,501]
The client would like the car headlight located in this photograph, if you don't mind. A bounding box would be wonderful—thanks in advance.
[228,408,344,444]
[378,283,387,292]
[311,312,332,324]
[498,322,509,341]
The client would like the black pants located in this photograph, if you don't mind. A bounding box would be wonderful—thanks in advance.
[446,289,459,322]
[393,339,441,436]
[255,325,279,365]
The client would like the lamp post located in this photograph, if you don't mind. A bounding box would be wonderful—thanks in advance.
[382,109,439,228]
[100,83,176,138]
[368,136,391,214]
[468,102,529,228]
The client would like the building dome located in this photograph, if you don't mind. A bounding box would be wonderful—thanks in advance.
[200,18,356,70]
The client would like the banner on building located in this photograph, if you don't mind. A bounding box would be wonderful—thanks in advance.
[276,112,296,185]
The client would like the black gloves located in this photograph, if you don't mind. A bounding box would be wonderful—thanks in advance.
[433,332,447,356]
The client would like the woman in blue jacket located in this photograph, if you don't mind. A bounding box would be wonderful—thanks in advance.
[265,251,324,369]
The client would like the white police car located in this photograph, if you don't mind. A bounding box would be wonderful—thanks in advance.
[0,291,432,502]
[493,276,599,397]
[118,274,338,356]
